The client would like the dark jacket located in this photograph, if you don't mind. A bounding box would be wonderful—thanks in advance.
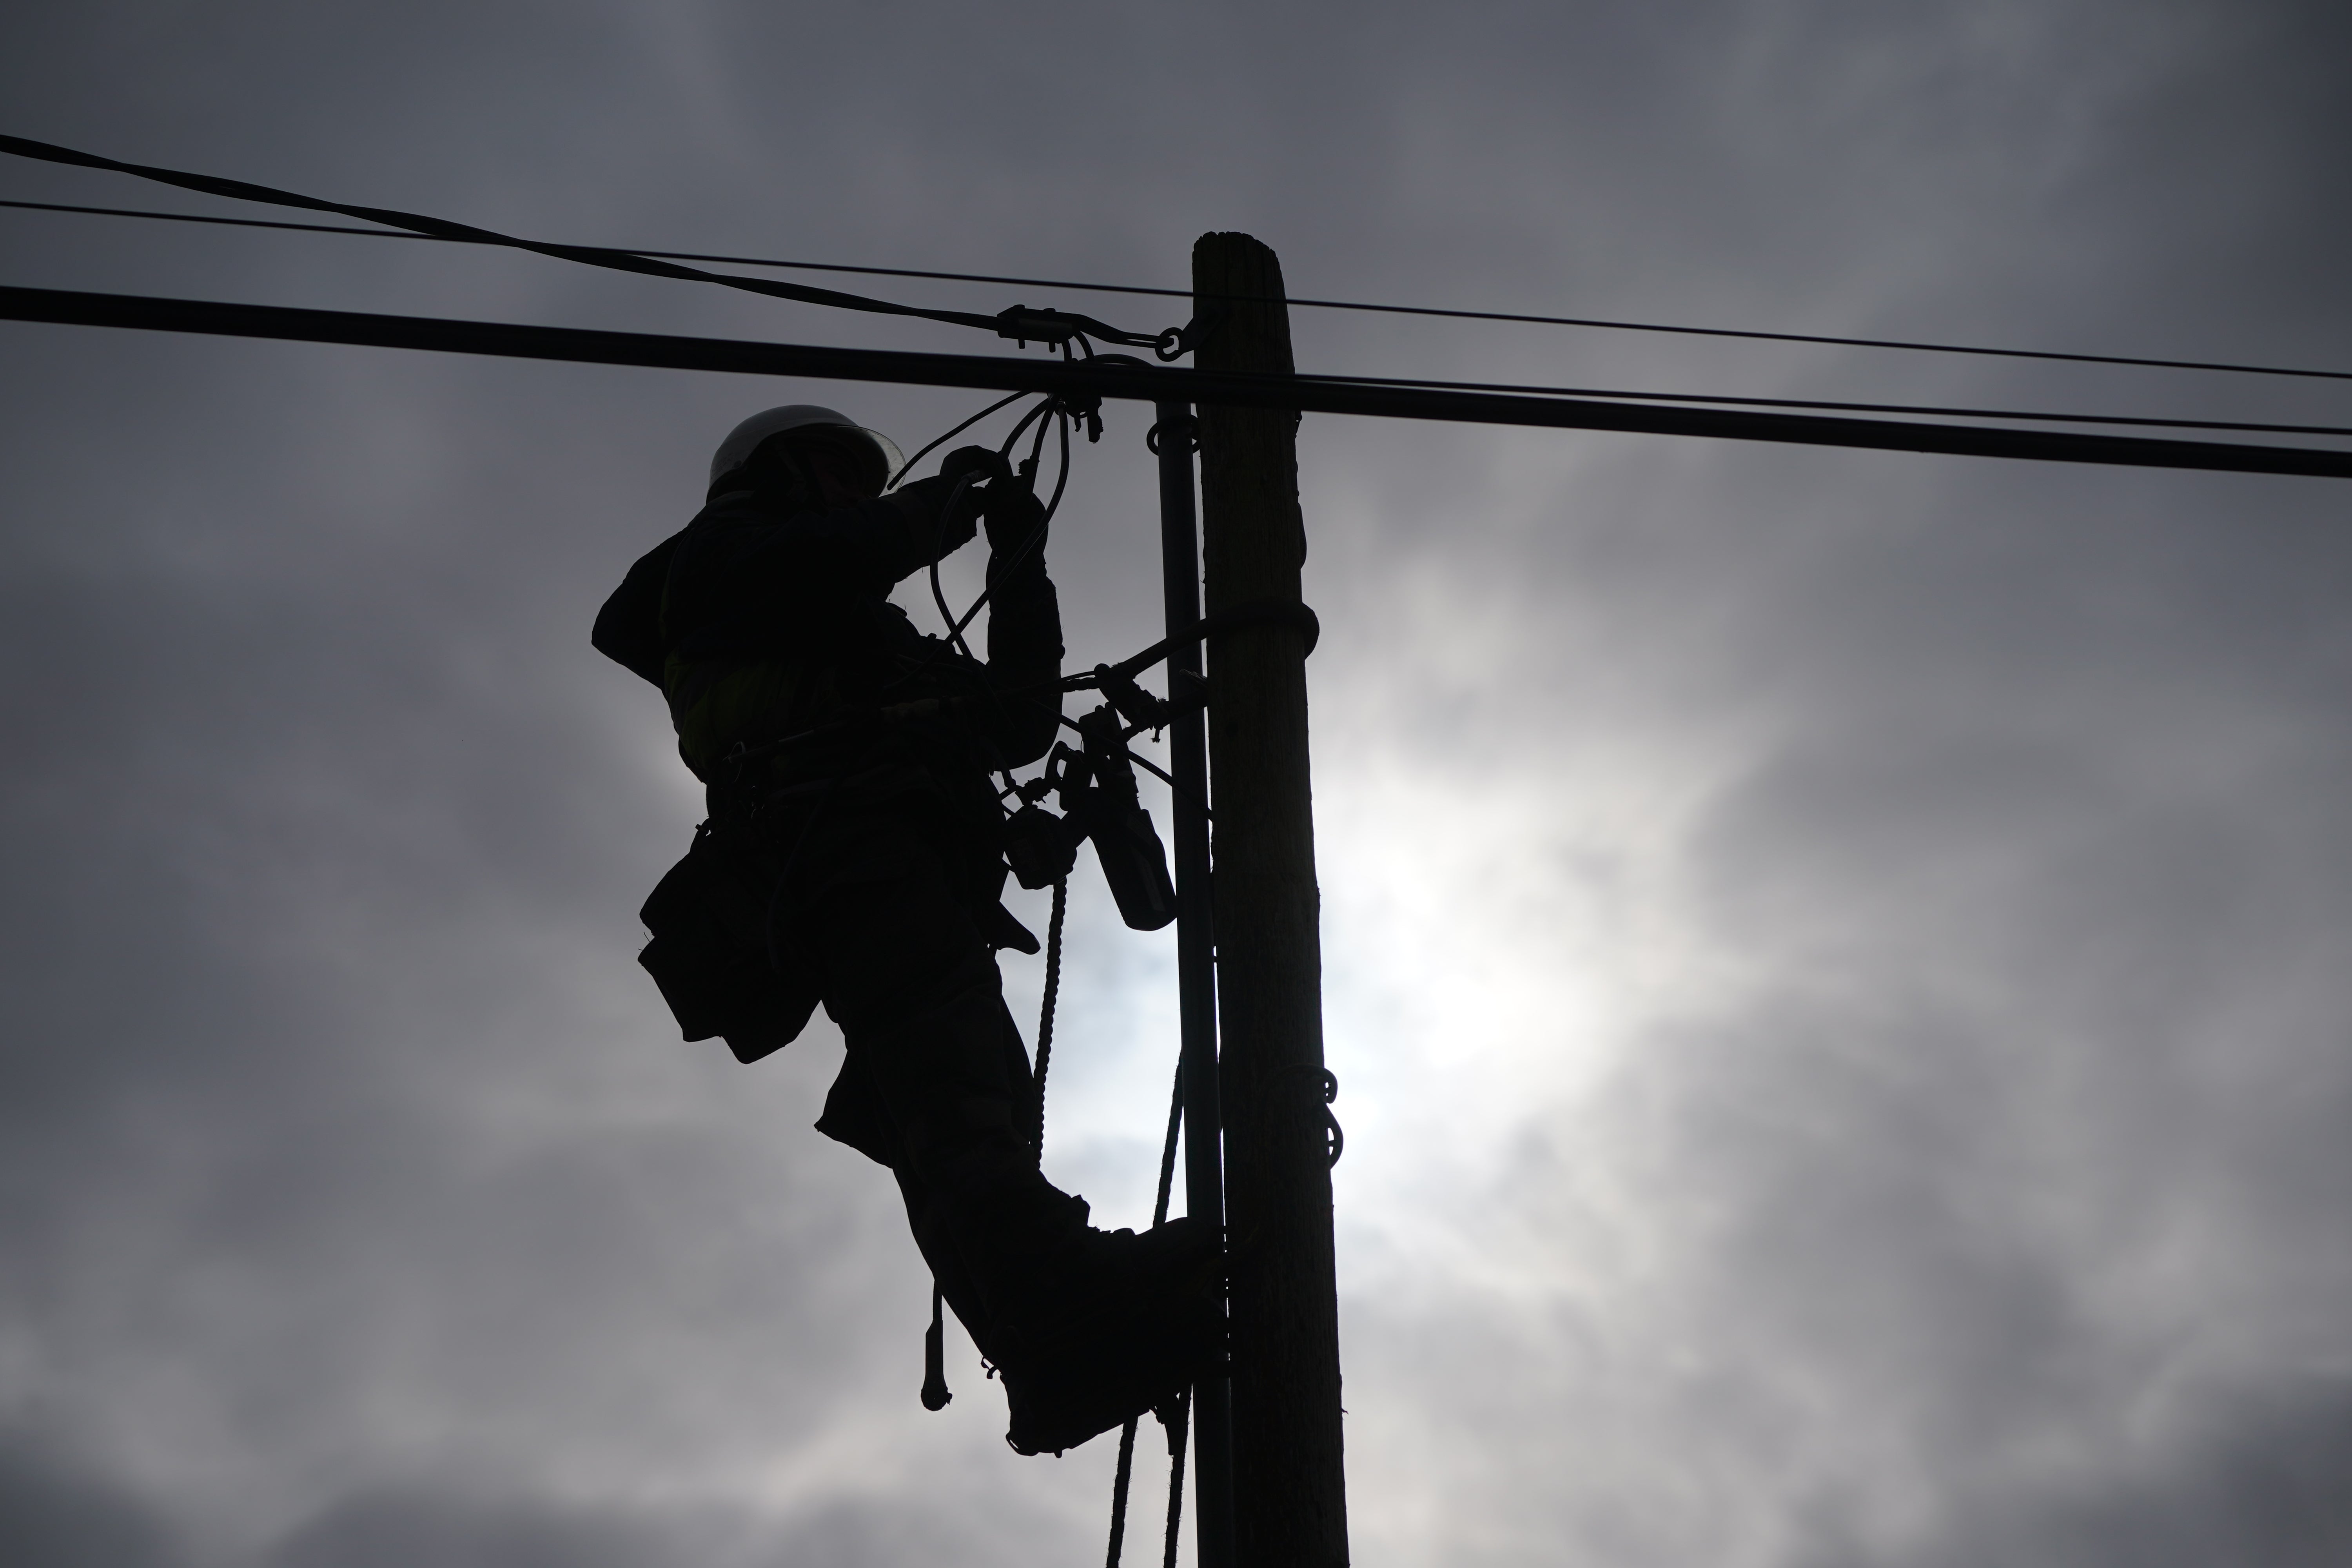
[595,479,1063,785]
[600,477,1065,1064]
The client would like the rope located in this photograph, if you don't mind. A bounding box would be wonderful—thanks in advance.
[1023,880,1194,1568]
[916,873,1063,1418]
[1106,1419,1140,1568]
[1158,1390,1191,1568]
[1107,1062,1193,1567]
[1032,878,1067,1154]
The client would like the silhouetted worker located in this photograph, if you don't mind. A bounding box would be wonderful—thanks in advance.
[593,404,1220,1455]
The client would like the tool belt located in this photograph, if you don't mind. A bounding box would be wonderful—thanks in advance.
[637,735,1034,1065]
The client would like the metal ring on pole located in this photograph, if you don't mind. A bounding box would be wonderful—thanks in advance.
[1321,1069,1343,1169]
[1146,416,1200,456]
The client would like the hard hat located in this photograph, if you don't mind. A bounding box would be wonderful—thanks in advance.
[708,404,906,493]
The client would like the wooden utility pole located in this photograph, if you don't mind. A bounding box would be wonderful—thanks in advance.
[1194,231,1350,1568]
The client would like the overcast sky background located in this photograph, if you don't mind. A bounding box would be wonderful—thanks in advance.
[4,4,2350,1566]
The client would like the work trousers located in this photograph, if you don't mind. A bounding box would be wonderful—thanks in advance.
[778,806,1083,1360]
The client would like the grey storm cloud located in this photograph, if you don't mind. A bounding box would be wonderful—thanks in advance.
[4,3,2350,1566]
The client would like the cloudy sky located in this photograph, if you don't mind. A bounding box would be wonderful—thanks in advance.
[4,4,2349,1565]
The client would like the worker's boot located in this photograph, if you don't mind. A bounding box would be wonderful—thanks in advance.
[902,1145,1225,1454]
[844,962,1224,1452]
[898,1149,1093,1359]
[993,1213,1226,1457]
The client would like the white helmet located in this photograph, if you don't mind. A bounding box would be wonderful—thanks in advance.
[708,404,906,494]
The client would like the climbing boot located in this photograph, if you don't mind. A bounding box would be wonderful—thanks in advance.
[998,1214,1226,1456]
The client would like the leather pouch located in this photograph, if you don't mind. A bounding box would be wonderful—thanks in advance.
[637,824,822,1064]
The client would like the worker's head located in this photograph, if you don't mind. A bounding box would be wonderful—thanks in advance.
[707,404,903,505]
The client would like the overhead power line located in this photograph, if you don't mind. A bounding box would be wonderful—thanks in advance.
[8,188,2350,388]
[7,191,2343,438]
[0,134,1181,354]
[6,200,2349,439]
[1282,368,2352,441]
[7,284,2350,480]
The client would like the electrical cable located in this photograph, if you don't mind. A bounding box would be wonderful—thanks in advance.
[920,392,1064,656]
[1277,295,2352,387]
[0,135,1176,352]
[947,407,1070,644]
[7,195,2343,437]
[998,396,1056,459]
[11,284,2352,479]
[11,190,2352,387]
[889,389,1027,489]
[1275,370,2352,441]
[891,389,1051,666]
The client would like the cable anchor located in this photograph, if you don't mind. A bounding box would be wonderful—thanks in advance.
[994,303,1174,354]
[1155,307,1225,362]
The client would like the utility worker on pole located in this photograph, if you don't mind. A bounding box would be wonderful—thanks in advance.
[594,404,1221,1456]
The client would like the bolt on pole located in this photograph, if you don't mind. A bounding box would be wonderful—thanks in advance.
[1157,396,1237,1568]
[1193,231,1350,1568]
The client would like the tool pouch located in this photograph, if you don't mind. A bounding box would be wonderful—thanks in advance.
[637,824,822,1064]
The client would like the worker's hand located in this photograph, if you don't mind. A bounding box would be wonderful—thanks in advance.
[884,473,980,566]
[939,445,1012,488]
[983,477,1047,557]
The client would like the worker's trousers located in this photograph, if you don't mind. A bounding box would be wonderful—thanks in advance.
[784,808,1085,1359]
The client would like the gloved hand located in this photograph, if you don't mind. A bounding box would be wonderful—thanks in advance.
[883,472,980,567]
[983,477,1047,557]
[940,445,1013,488]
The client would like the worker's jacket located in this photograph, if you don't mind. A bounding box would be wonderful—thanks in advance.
[594,478,1063,1061]
[596,479,1063,782]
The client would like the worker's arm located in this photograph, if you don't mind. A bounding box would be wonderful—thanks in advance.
[979,486,1063,768]
[662,479,976,657]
